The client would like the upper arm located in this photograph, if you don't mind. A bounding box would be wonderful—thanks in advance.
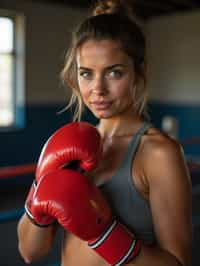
[145,138,192,266]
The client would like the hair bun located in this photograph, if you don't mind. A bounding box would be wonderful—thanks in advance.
[93,0,120,16]
[93,0,136,19]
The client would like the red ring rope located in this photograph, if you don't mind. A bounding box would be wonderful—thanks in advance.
[0,160,199,180]
[188,162,200,171]
[181,137,200,145]
[0,163,36,179]
[0,135,200,180]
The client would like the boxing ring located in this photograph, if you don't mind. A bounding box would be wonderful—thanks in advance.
[0,139,200,266]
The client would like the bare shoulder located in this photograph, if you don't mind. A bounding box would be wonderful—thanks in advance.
[140,127,190,184]
[142,127,182,156]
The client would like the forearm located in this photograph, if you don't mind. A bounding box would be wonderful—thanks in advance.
[17,213,57,263]
[127,244,188,266]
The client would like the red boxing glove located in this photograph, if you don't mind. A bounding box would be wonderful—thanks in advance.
[25,122,102,225]
[25,123,105,225]
[30,169,141,265]
[35,122,102,179]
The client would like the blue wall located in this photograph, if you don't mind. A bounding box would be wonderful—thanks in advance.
[0,102,199,168]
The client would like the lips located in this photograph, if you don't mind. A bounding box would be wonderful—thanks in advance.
[90,101,113,110]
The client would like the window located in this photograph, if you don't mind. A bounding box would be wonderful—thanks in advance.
[0,11,25,129]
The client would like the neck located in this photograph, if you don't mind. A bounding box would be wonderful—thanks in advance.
[98,114,144,138]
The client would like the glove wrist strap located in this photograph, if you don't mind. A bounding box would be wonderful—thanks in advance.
[88,220,142,265]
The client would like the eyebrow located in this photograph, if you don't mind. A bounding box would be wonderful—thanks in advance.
[78,64,126,71]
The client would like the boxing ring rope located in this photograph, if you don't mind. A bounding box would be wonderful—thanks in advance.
[0,163,36,179]
[181,137,200,145]
[0,163,36,223]
[0,160,199,209]
[0,209,25,224]
[0,160,198,177]
[181,137,200,174]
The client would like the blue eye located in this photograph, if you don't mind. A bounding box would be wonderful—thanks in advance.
[109,70,123,78]
[79,71,92,79]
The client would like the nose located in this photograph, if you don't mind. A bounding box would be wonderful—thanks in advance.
[92,76,108,95]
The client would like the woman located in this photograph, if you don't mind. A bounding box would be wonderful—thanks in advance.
[17,0,192,265]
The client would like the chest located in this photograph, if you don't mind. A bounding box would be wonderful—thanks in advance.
[88,137,131,185]
[87,135,149,200]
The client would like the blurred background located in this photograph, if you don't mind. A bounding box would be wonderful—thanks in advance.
[0,0,200,265]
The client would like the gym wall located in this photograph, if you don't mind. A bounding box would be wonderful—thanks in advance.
[146,11,200,155]
[0,0,199,167]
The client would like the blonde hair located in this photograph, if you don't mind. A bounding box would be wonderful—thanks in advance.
[61,0,148,121]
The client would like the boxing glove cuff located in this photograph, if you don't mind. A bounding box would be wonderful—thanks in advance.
[88,219,142,265]
[24,180,54,227]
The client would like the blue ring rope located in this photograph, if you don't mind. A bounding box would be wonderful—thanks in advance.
[0,208,24,223]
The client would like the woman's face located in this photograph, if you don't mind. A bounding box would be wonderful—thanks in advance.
[76,39,137,119]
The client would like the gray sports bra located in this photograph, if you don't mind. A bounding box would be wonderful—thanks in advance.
[99,122,156,244]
